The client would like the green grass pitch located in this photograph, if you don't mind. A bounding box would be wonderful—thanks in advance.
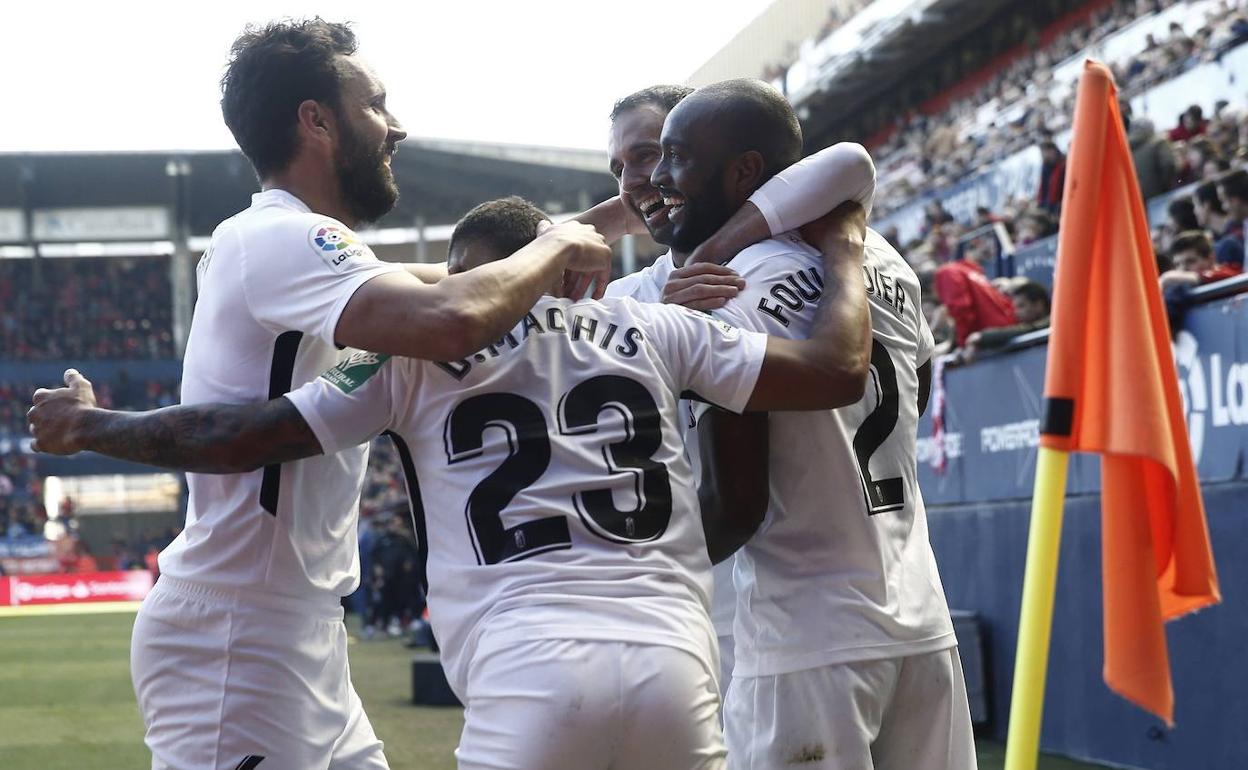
[0,610,1107,769]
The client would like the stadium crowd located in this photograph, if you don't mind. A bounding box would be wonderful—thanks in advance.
[869,0,1248,218]
[0,376,182,572]
[0,256,176,360]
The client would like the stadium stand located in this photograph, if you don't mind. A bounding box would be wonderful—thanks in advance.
[0,256,175,360]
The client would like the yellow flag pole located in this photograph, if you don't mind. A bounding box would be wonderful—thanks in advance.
[1004,445,1072,770]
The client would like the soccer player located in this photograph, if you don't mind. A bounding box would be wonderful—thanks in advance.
[650,79,975,770]
[29,195,872,770]
[77,19,611,770]
[603,84,878,696]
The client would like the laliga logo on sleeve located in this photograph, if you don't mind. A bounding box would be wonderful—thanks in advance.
[309,222,368,271]
[1173,330,1206,462]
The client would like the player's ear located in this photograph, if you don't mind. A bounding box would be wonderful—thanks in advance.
[296,100,335,145]
[729,150,765,197]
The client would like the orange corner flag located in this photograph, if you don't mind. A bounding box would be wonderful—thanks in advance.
[1039,60,1221,724]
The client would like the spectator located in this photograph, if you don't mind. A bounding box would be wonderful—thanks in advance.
[1168,196,1201,232]
[1195,180,1245,266]
[1159,230,1242,290]
[1015,210,1056,246]
[1217,168,1248,238]
[1129,117,1178,199]
[74,542,99,573]
[1037,140,1067,214]
[1204,156,1232,180]
[963,280,1052,359]
[924,200,955,232]
[368,512,419,638]
[973,206,998,229]
[933,235,1018,347]
[0,257,175,361]
[1169,104,1209,142]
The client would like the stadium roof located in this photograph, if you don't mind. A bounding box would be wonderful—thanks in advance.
[792,0,1015,102]
[786,0,1019,146]
[0,140,618,240]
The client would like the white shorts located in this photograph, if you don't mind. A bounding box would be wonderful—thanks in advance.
[456,635,726,770]
[724,647,976,770]
[131,576,387,770]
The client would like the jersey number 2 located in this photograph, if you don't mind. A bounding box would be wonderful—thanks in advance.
[445,375,673,565]
[854,339,906,514]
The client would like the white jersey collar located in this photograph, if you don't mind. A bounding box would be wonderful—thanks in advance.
[252,188,313,213]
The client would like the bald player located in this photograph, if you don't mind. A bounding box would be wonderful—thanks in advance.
[602,84,878,698]
[651,79,974,770]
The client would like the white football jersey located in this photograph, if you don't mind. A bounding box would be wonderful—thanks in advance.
[604,251,675,303]
[161,189,401,602]
[707,229,955,677]
[606,255,739,638]
[285,295,767,696]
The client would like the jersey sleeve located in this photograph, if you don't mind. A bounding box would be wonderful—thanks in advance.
[239,216,403,346]
[747,142,877,235]
[638,302,767,414]
[283,353,404,455]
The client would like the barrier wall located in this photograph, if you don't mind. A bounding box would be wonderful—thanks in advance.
[922,291,1248,769]
[918,293,1248,503]
[0,570,153,607]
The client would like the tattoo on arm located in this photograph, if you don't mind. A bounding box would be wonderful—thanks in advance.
[80,398,323,474]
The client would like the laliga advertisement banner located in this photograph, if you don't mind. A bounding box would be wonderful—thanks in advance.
[0,571,154,607]
[918,293,1248,505]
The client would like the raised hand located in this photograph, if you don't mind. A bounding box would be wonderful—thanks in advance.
[27,369,99,455]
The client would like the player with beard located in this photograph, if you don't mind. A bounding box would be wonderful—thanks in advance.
[94,19,609,770]
[651,79,974,770]
[30,196,872,770]
[603,84,877,698]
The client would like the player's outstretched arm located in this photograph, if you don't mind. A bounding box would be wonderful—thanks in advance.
[575,195,647,244]
[686,142,876,265]
[28,370,322,474]
[335,220,611,362]
[745,202,872,412]
[698,409,770,564]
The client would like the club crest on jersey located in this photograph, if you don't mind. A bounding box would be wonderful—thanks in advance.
[321,350,390,393]
[309,222,368,271]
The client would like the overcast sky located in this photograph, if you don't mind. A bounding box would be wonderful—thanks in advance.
[9,0,773,153]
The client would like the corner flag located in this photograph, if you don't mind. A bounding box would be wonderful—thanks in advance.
[1006,59,1221,769]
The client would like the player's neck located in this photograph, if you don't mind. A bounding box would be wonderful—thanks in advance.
[262,170,360,230]
[671,249,690,268]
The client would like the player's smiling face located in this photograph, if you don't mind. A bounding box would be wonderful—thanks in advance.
[650,102,735,254]
[608,104,675,245]
[332,57,408,224]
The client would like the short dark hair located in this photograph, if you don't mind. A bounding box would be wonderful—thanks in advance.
[610,84,694,123]
[449,197,548,261]
[1168,196,1201,229]
[1218,169,1248,204]
[1010,280,1051,312]
[1171,230,1213,259]
[683,78,803,178]
[1194,182,1225,214]
[221,18,358,178]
